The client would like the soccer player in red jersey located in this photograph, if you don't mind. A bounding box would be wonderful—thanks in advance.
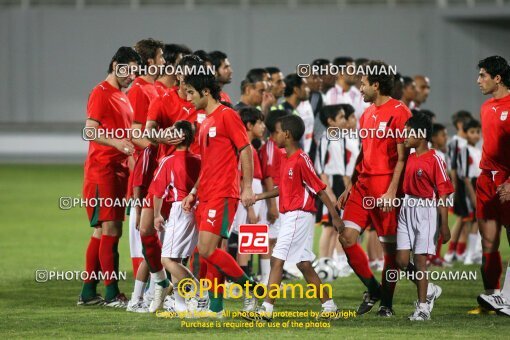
[78,47,141,307]
[154,44,187,96]
[337,60,412,317]
[472,56,510,316]
[181,67,261,317]
[209,50,233,104]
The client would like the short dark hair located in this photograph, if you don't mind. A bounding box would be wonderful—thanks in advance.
[355,58,369,66]
[266,67,281,76]
[432,123,446,137]
[184,59,221,101]
[134,38,164,67]
[332,56,354,67]
[193,50,212,64]
[478,55,510,87]
[402,76,414,88]
[163,44,187,67]
[107,46,142,74]
[462,118,481,133]
[320,104,343,127]
[280,114,305,141]
[241,68,268,93]
[239,107,264,128]
[406,112,433,141]
[312,59,330,67]
[283,73,304,97]
[209,50,228,71]
[174,120,194,147]
[265,110,289,133]
[340,104,355,120]
[420,109,436,121]
[451,110,473,128]
[365,60,394,96]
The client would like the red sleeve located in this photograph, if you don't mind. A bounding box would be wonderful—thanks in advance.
[223,108,250,151]
[433,153,454,196]
[87,89,107,123]
[128,86,150,125]
[147,96,162,123]
[299,153,327,194]
[259,146,271,180]
[393,107,412,143]
[151,157,171,198]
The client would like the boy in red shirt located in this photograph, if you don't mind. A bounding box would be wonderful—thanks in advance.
[396,113,453,321]
[249,114,343,321]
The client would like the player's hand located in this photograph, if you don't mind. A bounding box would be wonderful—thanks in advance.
[241,186,256,207]
[135,211,141,231]
[337,186,351,210]
[378,190,396,212]
[247,208,260,224]
[161,126,186,146]
[440,225,451,244]
[496,182,510,203]
[115,139,135,156]
[154,214,165,232]
[267,203,279,224]
[182,193,196,213]
[332,216,345,234]
[261,92,276,113]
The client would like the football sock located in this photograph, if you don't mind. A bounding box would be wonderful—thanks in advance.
[456,242,466,256]
[344,243,380,296]
[380,253,398,308]
[131,257,144,278]
[132,280,146,301]
[482,251,502,292]
[80,236,101,299]
[99,235,120,301]
[204,248,255,286]
[447,241,457,253]
[260,259,271,284]
[140,234,163,273]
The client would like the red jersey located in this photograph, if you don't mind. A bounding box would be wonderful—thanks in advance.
[154,80,171,96]
[403,150,454,199]
[359,98,411,175]
[127,77,159,130]
[198,104,250,200]
[252,145,263,180]
[84,81,133,183]
[259,138,283,186]
[149,150,201,203]
[479,93,510,173]
[278,149,326,213]
[220,91,232,104]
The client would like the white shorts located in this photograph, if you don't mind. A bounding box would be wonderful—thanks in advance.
[272,211,315,263]
[259,196,281,239]
[397,196,438,255]
[161,202,198,258]
[128,208,143,258]
[231,179,264,234]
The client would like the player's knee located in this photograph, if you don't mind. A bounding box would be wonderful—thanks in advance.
[197,243,214,259]
[339,233,357,248]
[296,261,312,273]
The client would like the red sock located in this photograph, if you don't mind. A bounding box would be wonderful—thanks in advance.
[204,248,246,281]
[447,241,457,253]
[140,234,163,273]
[99,235,119,286]
[199,257,208,280]
[131,257,144,278]
[381,254,398,308]
[482,251,502,290]
[84,236,101,283]
[435,234,444,258]
[344,243,380,294]
[456,242,466,255]
[206,262,225,296]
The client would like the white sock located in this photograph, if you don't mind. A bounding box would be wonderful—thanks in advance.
[260,259,271,284]
[147,276,156,296]
[262,301,274,313]
[427,283,434,295]
[174,289,187,312]
[468,233,478,255]
[153,269,167,283]
[322,299,336,309]
[419,302,428,310]
[132,280,146,301]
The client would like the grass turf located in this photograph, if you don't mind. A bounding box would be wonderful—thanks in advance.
[0,164,509,339]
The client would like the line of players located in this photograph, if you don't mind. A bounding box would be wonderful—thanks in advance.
[78,38,510,320]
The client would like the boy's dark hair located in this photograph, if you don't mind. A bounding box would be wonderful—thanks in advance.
[107,46,142,74]
[312,58,330,67]
[174,120,194,147]
[478,55,510,87]
[134,38,164,67]
[420,109,436,121]
[209,50,228,71]
[319,104,343,127]
[280,114,305,141]
[451,110,473,129]
[355,57,369,66]
[462,118,481,133]
[406,112,433,141]
[432,123,446,137]
[365,60,394,96]
[340,104,355,120]
[184,61,221,101]
[265,110,289,133]
[239,107,264,128]
[402,76,414,88]
[332,56,354,67]
[283,73,304,97]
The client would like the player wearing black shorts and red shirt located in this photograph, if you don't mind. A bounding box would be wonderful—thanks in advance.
[78,47,141,307]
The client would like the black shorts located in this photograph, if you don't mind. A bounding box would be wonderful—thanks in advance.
[453,178,469,217]
[322,175,345,227]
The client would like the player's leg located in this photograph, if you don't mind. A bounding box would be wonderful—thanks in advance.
[409,253,430,321]
[127,260,150,312]
[78,226,103,305]
[128,207,144,277]
[378,240,398,316]
[319,225,335,258]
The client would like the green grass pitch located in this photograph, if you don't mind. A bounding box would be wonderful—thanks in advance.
[1,164,509,339]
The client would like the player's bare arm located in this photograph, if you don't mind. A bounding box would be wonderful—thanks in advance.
[239,144,256,207]
[131,121,152,149]
[318,189,344,233]
[337,148,363,209]
[133,186,143,230]
[85,118,134,155]
[496,181,510,203]
[262,176,278,224]
[379,143,407,212]
[182,177,199,213]
[438,194,451,243]
[256,187,279,201]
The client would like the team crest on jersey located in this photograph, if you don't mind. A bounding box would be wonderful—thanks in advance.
[288,168,293,178]
[417,169,423,177]
[197,113,206,124]
[208,209,216,218]
[378,122,387,130]
[501,111,508,121]
[209,127,216,137]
